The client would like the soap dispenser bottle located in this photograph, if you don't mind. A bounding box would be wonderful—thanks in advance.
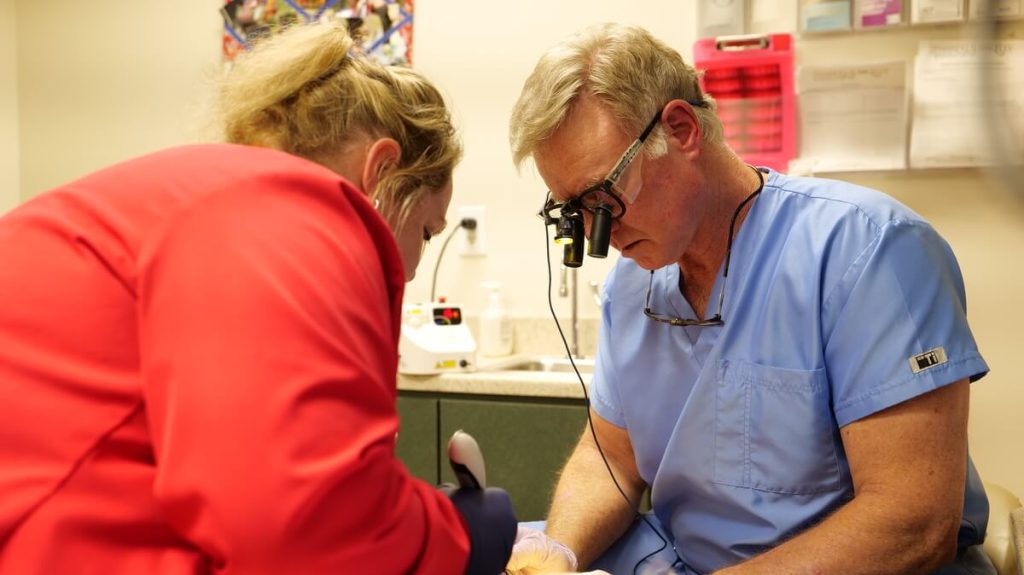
[479,282,514,357]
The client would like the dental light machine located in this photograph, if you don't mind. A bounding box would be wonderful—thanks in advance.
[398,301,477,375]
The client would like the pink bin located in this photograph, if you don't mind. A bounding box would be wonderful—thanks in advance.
[694,34,796,173]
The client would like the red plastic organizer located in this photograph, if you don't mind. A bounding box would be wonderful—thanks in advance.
[693,34,796,172]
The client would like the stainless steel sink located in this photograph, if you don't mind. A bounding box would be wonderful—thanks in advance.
[487,356,595,374]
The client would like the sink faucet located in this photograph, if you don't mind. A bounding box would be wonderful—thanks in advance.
[559,268,604,358]
[558,266,580,358]
[589,280,602,308]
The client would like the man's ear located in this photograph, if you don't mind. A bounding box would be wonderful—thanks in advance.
[662,100,703,158]
[361,137,402,194]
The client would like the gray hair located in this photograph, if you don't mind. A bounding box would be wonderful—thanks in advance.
[509,23,722,168]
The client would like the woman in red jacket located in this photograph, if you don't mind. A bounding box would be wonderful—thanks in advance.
[0,22,515,575]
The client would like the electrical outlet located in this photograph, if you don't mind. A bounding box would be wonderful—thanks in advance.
[457,205,486,257]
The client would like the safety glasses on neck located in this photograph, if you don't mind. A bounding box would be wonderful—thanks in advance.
[643,166,765,327]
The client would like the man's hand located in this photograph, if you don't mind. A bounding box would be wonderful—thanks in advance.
[505,525,578,574]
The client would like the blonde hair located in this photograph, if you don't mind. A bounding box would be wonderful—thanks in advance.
[215,22,462,231]
[509,23,722,169]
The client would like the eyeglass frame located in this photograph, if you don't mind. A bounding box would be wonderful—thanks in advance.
[642,166,765,327]
[538,99,709,225]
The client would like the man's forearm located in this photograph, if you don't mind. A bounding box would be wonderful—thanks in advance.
[714,490,960,575]
[546,435,645,569]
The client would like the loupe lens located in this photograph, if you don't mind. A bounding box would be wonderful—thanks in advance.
[563,216,585,267]
[587,206,613,258]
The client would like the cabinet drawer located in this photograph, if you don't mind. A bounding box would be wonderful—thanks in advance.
[439,398,587,521]
[396,396,439,484]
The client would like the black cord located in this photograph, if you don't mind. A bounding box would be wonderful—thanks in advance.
[542,224,674,575]
[430,218,476,302]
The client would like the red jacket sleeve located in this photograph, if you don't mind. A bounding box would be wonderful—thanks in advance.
[136,169,469,574]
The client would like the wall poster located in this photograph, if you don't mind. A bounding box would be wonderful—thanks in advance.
[221,0,414,66]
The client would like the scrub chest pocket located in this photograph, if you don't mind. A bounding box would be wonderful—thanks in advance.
[713,359,842,494]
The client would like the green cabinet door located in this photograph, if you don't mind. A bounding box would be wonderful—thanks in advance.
[438,398,588,521]
[396,395,439,484]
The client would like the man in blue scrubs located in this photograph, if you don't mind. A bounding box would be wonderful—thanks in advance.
[507,23,992,574]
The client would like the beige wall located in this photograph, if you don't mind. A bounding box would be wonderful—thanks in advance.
[0,0,19,213]
[10,0,1023,500]
[15,0,222,199]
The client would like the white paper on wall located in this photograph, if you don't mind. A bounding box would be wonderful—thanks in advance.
[909,40,1024,168]
[797,61,909,172]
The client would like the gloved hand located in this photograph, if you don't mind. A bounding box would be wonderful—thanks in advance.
[441,485,518,575]
[504,525,580,574]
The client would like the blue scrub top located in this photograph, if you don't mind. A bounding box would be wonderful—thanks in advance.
[591,169,990,574]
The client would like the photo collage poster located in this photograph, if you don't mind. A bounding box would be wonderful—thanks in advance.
[222,0,414,66]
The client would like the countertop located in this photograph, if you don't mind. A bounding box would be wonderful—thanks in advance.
[397,355,592,400]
